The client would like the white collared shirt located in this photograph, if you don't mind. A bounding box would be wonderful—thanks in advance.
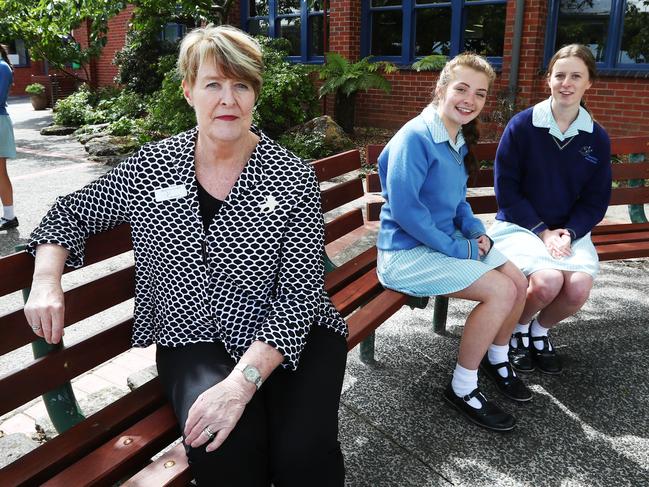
[421,104,466,153]
[532,97,594,141]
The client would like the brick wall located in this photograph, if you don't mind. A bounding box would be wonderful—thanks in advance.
[9,61,45,95]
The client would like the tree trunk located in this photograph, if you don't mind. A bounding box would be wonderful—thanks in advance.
[334,92,356,134]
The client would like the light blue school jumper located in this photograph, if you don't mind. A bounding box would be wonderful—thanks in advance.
[376,106,507,297]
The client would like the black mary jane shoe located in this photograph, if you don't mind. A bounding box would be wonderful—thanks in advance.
[0,217,18,230]
[530,335,563,375]
[443,383,516,432]
[508,332,535,372]
[480,357,533,402]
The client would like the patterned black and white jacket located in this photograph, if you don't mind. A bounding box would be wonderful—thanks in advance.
[28,127,347,370]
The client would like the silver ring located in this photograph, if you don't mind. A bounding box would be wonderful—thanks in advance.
[31,324,42,332]
[203,425,216,440]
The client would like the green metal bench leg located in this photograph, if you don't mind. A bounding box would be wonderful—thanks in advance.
[433,296,449,335]
[628,153,648,224]
[359,332,376,364]
[17,245,85,433]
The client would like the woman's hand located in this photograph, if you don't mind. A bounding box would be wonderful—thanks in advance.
[24,276,65,344]
[539,229,572,259]
[476,235,492,257]
[183,372,256,452]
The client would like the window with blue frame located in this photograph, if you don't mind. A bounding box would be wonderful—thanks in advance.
[241,0,327,62]
[6,40,29,67]
[546,0,649,71]
[161,23,187,44]
[361,0,507,67]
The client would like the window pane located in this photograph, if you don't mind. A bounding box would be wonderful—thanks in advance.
[371,10,402,56]
[278,16,301,55]
[416,1,449,4]
[310,0,324,12]
[309,15,326,56]
[248,18,270,37]
[556,0,611,62]
[278,0,300,14]
[463,4,505,56]
[162,23,186,43]
[372,1,402,7]
[7,40,28,66]
[249,0,268,16]
[415,8,451,56]
[619,0,649,64]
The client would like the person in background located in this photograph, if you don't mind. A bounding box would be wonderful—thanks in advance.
[0,44,18,230]
[24,25,347,486]
[376,53,531,432]
[488,44,611,376]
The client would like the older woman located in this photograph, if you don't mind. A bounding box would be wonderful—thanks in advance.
[24,25,347,486]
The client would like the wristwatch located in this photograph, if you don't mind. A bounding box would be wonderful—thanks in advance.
[234,363,263,390]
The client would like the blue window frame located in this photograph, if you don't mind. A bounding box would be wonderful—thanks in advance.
[361,0,507,68]
[241,0,327,63]
[161,23,187,44]
[545,0,649,72]
[6,40,29,68]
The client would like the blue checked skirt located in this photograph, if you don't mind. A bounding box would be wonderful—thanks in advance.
[488,220,599,277]
[0,115,16,158]
[377,231,509,297]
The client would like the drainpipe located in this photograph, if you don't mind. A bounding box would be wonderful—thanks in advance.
[508,0,525,105]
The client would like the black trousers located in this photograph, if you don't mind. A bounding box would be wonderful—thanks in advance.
[156,325,347,487]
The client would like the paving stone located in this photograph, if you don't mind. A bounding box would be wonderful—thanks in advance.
[0,434,40,468]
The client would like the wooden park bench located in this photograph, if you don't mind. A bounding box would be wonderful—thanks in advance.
[0,150,400,486]
[364,135,649,337]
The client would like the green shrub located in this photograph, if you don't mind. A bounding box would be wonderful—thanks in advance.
[53,85,94,126]
[109,117,136,136]
[96,90,147,123]
[277,132,333,160]
[140,61,196,140]
[114,29,179,96]
[254,37,320,138]
[25,83,45,95]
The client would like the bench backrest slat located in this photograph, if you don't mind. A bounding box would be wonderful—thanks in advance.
[0,266,135,355]
[312,150,361,182]
[0,318,133,416]
[321,179,364,213]
[325,208,365,245]
[0,224,133,296]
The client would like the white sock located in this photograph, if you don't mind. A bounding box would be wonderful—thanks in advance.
[511,323,530,347]
[2,205,14,220]
[451,363,481,409]
[531,318,552,350]
[488,344,513,378]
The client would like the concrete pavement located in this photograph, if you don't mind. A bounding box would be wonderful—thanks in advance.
[1,96,648,486]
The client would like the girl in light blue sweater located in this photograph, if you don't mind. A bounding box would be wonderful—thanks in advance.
[377,54,529,432]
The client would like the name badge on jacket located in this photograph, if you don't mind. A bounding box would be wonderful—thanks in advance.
[155,185,188,202]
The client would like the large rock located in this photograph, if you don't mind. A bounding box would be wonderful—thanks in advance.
[73,123,110,136]
[84,135,139,157]
[287,115,354,153]
[40,125,77,136]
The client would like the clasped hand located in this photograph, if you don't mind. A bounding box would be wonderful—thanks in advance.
[539,228,572,259]
[184,372,256,452]
[476,234,491,257]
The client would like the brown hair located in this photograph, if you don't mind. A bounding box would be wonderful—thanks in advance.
[432,53,496,182]
[0,44,13,71]
[546,44,596,114]
[178,24,263,98]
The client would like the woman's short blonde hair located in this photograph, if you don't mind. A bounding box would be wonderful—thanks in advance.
[178,24,263,97]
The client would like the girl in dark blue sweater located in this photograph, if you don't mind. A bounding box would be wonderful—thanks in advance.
[489,45,612,375]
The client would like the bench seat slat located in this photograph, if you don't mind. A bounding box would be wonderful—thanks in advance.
[596,241,649,261]
[0,378,166,486]
[0,265,135,356]
[591,230,649,245]
[346,289,409,351]
[325,208,365,245]
[611,162,649,180]
[324,247,377,296]
[42,405,180,487]
[330,268,383,316]
[0,318,133,416]
[592,222,649,235]
[321,179,364,213]
[609,187,649,206]
[122,443,191,487]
